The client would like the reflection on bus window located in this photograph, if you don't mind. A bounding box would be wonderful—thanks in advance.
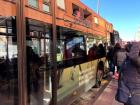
[0,16,18,105]
[65,36,86,59]
[26,18,52,105]
[57,40,64,62]
[72,43,86,58]
[97,43,106,57]
[56,27,87,66]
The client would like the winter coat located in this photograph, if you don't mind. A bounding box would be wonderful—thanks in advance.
[113,48,127,66]
[116,42,140,105]
[107,47,114,62]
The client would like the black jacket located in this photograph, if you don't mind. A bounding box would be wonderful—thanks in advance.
[120,42,140,105]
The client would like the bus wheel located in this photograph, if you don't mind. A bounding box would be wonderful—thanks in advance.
[95,70,104,88]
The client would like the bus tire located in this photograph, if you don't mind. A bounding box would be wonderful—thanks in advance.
[95,61,104,88]
[95,70,103,88]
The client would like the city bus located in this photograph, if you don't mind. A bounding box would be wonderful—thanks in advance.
[0,16,108,105]
[0,0,113,105]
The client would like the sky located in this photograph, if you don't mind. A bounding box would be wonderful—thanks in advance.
[80,0,140,41]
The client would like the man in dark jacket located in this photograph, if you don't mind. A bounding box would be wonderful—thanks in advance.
[116,42,140,105]
[113,43,127,73]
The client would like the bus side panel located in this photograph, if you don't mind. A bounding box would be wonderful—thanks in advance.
[57,59,98,105]
[79,60,98,91]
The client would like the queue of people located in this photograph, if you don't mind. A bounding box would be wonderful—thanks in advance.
[88,43,106,61]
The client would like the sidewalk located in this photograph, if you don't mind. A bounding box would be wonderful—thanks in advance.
[71,79,123,105]
[89,79,123,105]
[71,79,110,105]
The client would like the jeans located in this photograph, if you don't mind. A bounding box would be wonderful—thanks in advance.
[109,61,115,74]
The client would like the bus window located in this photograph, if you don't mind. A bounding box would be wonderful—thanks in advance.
[56,40,64,62]
[65,36,86,59]
[56,27,87,67]
[0,16,18,105]
[26,19,52,105]
[86,37,98,60]
[97,43,106,57]
[72,43,86,58]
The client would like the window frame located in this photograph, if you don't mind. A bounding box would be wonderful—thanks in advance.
[56,0,66,10]
[28,0,39,9]
[94,16,99,25]
[42,0,50,13]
